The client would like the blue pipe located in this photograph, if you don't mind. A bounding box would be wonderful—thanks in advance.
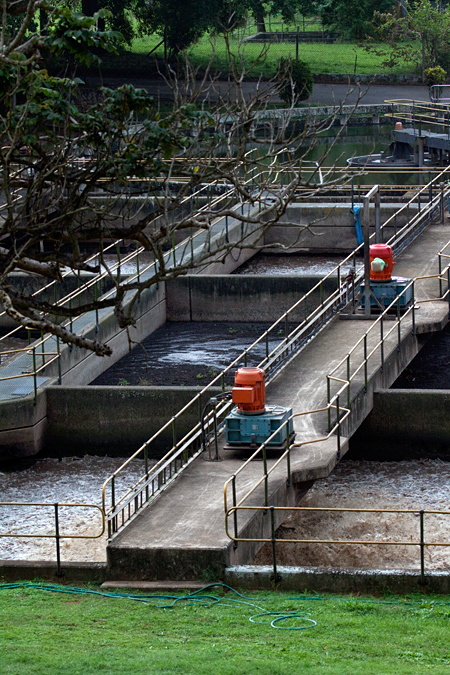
[353,204,363,245]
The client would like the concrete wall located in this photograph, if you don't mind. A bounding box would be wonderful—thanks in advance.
[351,389,450,458]
[0,389,48,459]
[45,385,220,458]
[166,275,338,322]
[264,203,415,253]
[0,273,114,329]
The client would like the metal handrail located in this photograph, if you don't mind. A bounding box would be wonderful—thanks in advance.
[101,169,449,537]
[223,402,351,528]
[326,267,450,430]
[0,502,105,575]
[224,503,450,584]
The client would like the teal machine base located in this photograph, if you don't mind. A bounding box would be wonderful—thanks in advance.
[360,276,413,309]
[225,405,294,449]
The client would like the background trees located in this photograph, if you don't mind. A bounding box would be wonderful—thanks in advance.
[370,0,450,78]
[320,0,397,40]
[0,1,347,356]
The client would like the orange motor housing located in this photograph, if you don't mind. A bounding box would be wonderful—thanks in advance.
[369,243,394,281]
[232,367,266,414]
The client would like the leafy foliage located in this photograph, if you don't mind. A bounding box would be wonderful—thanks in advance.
[370,0,450,74]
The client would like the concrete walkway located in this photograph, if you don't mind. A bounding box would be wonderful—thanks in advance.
[107,218,450,581]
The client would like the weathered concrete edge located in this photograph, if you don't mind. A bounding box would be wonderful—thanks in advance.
[2,560,449,594]
[0,561,107,583]
[226,565,450,594]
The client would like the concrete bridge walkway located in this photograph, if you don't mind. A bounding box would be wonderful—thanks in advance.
[107,220,450,581]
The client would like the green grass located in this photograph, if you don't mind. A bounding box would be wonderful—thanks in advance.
[131,33,416,78]
[2,582,450,674]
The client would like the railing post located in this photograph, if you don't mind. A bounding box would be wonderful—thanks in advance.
[52,333,60,386]
[232,475,238,547]
[336,395,341,460]
[172,417,177,449]
[447,265,450,300]
[263,444,269,507]
[111,475,116,534]
[412,282,416,335]
[346,354,351,408]
[397,299,401,352]
[270,506,280,583]
[286,430,291,487]
[327,376,331,431]
[136,242,140,283]
[145,445,149,502]
[419,509,426,585]
[439,253,443,298]
[54,503,62,577]
[364,334,368,392]
[94,281,99,332]
[380,315,384,372]
[32,347,37,404]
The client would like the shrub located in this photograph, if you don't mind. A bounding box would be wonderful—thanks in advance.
[277,57,313,105]
[424,66,447,85]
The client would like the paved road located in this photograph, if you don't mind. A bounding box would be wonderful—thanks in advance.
[87,75,430,106]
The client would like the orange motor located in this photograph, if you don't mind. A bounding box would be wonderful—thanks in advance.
[232,367,266,414]
[369,243,394,281]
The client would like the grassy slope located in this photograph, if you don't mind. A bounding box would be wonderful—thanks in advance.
[2,584,450,674]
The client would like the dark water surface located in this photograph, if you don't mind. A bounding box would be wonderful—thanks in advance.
[393,321,450,389]
[92,321,283,387]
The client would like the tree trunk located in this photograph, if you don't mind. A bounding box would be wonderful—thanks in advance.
[256,12,266,33]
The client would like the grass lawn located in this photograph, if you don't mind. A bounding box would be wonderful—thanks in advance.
[2,582,450,674]
[131,33,417,79]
